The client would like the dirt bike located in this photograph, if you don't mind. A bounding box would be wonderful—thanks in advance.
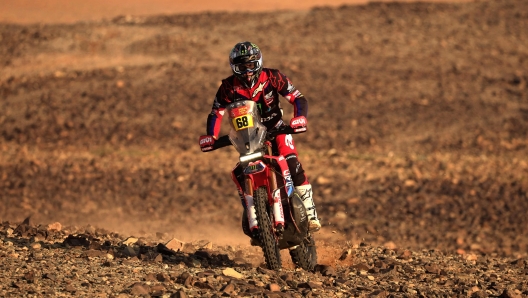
[202,100,317,271]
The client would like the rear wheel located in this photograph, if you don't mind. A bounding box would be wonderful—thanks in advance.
[254,186,282,270]
[289,235,317,271]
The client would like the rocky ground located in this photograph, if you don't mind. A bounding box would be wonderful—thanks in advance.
[1,219,527,297]
[1,0,528,296]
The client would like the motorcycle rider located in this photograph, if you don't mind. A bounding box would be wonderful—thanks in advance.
[198,41,321,233]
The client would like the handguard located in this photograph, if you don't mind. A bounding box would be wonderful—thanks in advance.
[199,135,215,152]
[289,116,307,133]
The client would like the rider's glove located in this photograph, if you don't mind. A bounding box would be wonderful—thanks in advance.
[290,116,307,132]
[199,135,215,152]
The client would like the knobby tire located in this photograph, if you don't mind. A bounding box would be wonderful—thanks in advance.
[254,186,282,270]
[289,235,317,271]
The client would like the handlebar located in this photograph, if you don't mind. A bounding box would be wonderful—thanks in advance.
[206,125,306,152]
[211,135,232,150]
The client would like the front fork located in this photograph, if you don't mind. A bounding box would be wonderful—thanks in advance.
[245,169,286,231]
[244,143,288,235]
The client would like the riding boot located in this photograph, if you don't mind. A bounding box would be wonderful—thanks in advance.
[295,184,321,232]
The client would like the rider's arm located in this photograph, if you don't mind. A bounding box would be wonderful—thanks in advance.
[276,70,308,118]
[206,85,228,139]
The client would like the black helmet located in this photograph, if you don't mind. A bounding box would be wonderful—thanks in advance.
[229,41,263,87]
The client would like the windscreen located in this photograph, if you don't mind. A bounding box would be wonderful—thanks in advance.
[225,100,267,156]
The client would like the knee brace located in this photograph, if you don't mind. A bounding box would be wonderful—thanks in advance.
[285,154,308,186]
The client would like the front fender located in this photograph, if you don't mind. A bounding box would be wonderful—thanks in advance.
[244,162,271,196]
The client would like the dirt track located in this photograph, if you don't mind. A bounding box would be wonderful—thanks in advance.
[1,0,528,296]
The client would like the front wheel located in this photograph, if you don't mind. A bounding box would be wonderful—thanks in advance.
[254,186,282,270]
[289,235,317,271]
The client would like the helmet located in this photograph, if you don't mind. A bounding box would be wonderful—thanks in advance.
[229,41,263,87]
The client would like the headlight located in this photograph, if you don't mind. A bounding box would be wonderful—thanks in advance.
[239,151,264,163]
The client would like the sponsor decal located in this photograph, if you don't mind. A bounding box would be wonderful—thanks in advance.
[243,161,266,174]
[292,90,301,97]
[261,112,278,122]
[200,136,214,146]
[247,164,259,172]
[273,189,281,203]
[287,81,295,92]
[291,117,307,127]
[264,90,274,106]
[240,45,248,55]
[229,106,249,118]
[298,204,306,223]
[264,90,273,100]
[285,134,295,150]
[283,169,294,196]
[252,82,266,98]
[245,195,258,229]
[273,189,285,225]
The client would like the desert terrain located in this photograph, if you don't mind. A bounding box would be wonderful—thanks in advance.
[1,0,528,296]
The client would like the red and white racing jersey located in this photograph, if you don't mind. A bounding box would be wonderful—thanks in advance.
[206,68,308,138]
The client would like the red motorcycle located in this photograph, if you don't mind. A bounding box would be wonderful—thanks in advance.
[202,100,317,271]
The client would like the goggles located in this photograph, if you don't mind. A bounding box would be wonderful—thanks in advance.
[232,61,260,74]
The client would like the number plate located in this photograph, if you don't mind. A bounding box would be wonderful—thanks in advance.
[232,115,254,131]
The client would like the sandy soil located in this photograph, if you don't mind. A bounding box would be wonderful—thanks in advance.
[1,0,471,24]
